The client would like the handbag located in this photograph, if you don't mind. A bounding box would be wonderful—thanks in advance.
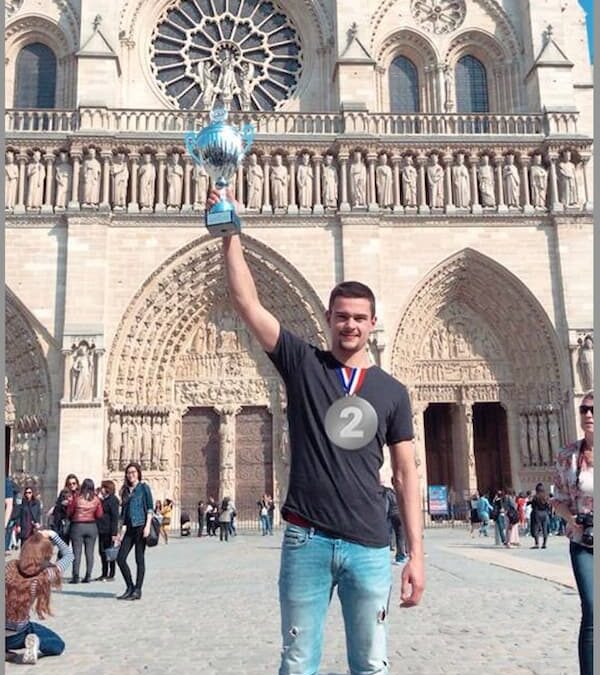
[105,543,120,562]
[146,515,161,547]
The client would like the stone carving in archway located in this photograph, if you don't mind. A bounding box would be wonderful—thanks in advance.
[391,248,570,485]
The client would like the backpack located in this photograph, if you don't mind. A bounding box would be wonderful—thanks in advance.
[506,503,519,525]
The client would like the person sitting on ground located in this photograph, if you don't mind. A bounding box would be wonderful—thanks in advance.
[5,529,74,664]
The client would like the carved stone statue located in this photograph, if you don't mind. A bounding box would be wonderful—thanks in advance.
[519,415,530,466]
[538,413,550,465]
[166,152,184,207]
[527,413,540,466]
[402,156,417,207]
[322,154,338,208]
[193,162,210,206]
[246,153,264,210]
[121,415,131,466]
[36,428,47,475]
[71,341,94,401]
[139,153,156,209]
[375,153,393,208]
[108,414,122,469]
[478,155,495,207]
[82,148,101,206]
[141,415,152,468]
[270,154,289,209]
[110,151,129,209]
[349,150,367,207]
[529,154,548,209]
[452,153,470,208]
[160,418,170,466]
[54,151,72,209]
[444,66,454,112]
[26,150,45,209]
[198,61,215,109]
[297,152,313,209]
[151,417,162,468]
[503,154,520,208]
[5,150,19,211]
[131,416,141,463]
[280,416,290,465]
[557,150,579,206]
[217,51,237,100]
[427,154,444,208]
[240,62,254,110]
[578,335,594,391]
[548,410,561,461]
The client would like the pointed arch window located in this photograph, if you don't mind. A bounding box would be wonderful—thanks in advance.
[455,55,489,113]
[14,43,57,108]
[390,55,420,113]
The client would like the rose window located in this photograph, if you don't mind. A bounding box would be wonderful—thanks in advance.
[410,0,466,35]
[150,0,303,111]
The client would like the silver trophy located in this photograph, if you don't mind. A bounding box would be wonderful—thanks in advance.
[185,103,255,237]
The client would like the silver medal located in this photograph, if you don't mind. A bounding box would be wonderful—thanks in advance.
[324,395,379,450]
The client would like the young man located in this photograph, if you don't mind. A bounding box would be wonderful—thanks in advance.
[209,190,425,674]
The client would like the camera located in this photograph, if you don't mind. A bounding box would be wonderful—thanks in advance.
[575,512,593,548]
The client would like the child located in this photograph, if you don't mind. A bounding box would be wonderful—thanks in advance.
[5,529,73,663]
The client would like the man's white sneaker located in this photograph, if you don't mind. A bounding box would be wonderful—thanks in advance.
[22,633,40,664]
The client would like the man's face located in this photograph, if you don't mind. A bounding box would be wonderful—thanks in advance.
[326,296,376,355]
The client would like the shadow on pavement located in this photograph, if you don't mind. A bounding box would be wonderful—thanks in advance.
[58,590,116,598]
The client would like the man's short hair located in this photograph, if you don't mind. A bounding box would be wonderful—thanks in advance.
[328,281,376,318]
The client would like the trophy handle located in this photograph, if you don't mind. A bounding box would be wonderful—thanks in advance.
[184,132,204,166]
[241,123,255,156]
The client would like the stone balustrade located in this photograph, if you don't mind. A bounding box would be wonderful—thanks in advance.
[5,107,580,137]
[4,140,592,216]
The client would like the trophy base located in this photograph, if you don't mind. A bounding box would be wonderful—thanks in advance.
[205,209,241,237]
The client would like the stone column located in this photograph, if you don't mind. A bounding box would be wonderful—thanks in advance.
[181,157,192,213]
[520,156,533,215]
[215,404,241,503]
[412,403,429,521]
[261,154,271,213]
[547,152,562,213]
[128,153,140,213]
[287,154,298,215]
[338,152,350,212]
[367,153,378,211]
[155,152,167,212]
[463,403,477,494]
[41,153,55,214]
[313,154,324,214]
[494,156,507,213]
[67,153,81,211]
[443,154,455,214]
[391,154,403,213]
[417,154,429,214]
[469,153,482,215]
[99,152,111,211]
[580,153,593,212]
[14,153,28,214]
[504,401,524,491]
[236,163,245,212]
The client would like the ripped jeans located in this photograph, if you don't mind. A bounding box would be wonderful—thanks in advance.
[278,524,392,675]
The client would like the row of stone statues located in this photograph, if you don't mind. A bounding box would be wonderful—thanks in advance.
[6,147,586,214]
[11,428,47,476]
[519,409,561,468]
[107,411,170,472]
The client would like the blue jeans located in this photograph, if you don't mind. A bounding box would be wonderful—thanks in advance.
[260,514,271,535]
[570,542,593,675]
[278,524,392,675]
[5,622,65,656]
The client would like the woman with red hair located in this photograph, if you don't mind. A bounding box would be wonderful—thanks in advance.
[5,529,73,664]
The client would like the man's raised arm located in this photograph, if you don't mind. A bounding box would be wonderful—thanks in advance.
[222,234,280,353]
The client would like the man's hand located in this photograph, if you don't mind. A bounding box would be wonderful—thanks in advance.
[400,553,425,608]
[206,187,240,216]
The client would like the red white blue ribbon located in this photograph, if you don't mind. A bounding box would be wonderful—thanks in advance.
[336,367,366,397]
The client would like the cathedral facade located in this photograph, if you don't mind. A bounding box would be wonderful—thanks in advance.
[5,0,594,520]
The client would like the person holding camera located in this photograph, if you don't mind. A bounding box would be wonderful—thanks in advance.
[552,390,594,675]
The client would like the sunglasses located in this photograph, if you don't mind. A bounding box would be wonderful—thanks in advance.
[579,405,594,415]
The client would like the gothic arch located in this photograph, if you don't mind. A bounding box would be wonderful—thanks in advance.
[5,288,52,426]
[5,14,77,107]
[390,248,569,410]
[105,234,328,407]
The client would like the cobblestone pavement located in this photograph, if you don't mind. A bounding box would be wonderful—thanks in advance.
[6,528,580,675]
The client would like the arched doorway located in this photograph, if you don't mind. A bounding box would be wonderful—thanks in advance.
[392,249,570,501]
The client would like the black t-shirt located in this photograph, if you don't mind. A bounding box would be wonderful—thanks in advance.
[267,328,413,547]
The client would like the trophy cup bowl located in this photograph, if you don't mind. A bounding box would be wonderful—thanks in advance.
[185,104,255,237]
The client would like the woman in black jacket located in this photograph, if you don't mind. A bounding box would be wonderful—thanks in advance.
[530,482,552,549]
[95,480,120,581]
[17,487,42,545]
[51,474,80,546]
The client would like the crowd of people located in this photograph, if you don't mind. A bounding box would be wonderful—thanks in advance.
[467,483,565,548]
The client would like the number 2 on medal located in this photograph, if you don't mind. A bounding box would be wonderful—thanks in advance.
[339,406,364,438]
